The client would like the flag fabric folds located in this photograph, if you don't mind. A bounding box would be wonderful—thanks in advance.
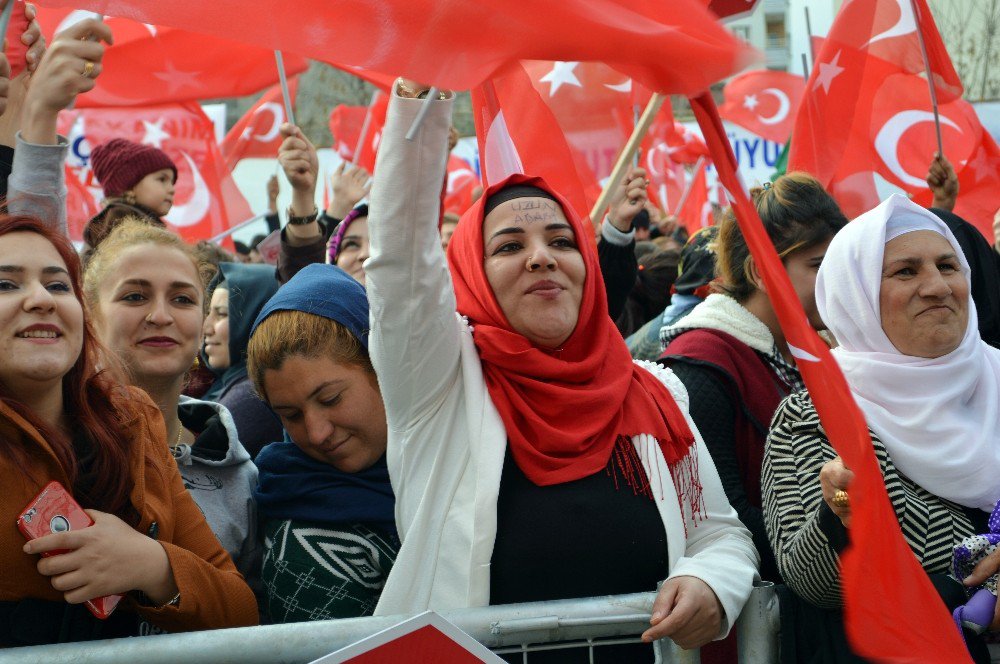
[35,0,758,96]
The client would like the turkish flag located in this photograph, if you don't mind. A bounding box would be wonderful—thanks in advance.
[471,63,590,222]
[221,78,298,170]
[789,0,998,238]
[34,8,309,107]
[57,104,253,244]
[444,155,481,216]
[693,91,972,663]
[676,161,712,234]
[35,0,758,96]
[521,61,650,195]
[719,69,805,144]
[328,93,389,173]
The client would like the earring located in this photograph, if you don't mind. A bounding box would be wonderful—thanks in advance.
[124,191,137,205]
[526,257,537,272]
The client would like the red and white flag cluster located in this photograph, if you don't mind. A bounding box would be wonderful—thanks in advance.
[789,0,999,239]
[58,104,252,244]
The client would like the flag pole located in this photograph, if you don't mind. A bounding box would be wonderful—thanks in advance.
[672,156,706,216]
[0,0,17,50]
[804,6,816,66]
[632,104,641,168]
[274,51,296,126]
[406,88,441,141]
[209,213,269,243]
[352,90,381,165]
[588,92,666,231]
[801,53,811,78]
[909,0,945,157]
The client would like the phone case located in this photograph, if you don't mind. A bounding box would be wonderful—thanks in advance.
[17,481,123,620]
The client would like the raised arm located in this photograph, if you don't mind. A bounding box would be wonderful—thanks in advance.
[365,85,460,431]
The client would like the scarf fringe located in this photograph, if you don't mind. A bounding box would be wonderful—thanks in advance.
[606,435,706,536]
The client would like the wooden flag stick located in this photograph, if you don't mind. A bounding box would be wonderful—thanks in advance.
[274,51,296,127]
[672,156,706,217]
[589,92,666,231]
[909,0,944,157]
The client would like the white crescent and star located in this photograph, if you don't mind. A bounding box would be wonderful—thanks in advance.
[605,79,632,93]
[247,102,283,143]
[165,152,211,228]
[141,118,170,149]
[813,50,845,94]
[874,110,961,188]
[863,0,916,48]
[539,62,583,96]
[757,88,791,124]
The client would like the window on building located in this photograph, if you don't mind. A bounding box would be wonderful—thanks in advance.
[765,16,786,48]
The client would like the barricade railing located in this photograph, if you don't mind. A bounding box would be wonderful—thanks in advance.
[0,582,779,664]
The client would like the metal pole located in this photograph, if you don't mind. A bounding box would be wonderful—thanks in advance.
[804,6,816,65]
[208,213,268,243]
[405,87,442,141]
[274,50,296,127]
[736,582,780,663]
[909,0,945,156]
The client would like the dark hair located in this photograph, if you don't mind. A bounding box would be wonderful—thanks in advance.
[0,216,139,524]
[715,172,848,302]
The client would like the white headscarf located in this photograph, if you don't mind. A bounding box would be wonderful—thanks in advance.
[816,194,1000,511]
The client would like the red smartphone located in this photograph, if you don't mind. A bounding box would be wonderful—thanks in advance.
[17,481,123,620]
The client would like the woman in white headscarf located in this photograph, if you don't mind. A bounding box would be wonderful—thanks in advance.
[762,194,1000,663]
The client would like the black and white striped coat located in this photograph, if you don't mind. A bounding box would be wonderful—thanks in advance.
[762,390,979,609]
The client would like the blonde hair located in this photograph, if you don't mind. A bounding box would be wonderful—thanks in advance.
[714,172,848,302]
[247,309,373,403]
[83,218,215,314]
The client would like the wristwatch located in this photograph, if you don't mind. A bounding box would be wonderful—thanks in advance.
[287,207,319,225]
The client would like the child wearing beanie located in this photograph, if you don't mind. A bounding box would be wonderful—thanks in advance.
[83,138,179,262]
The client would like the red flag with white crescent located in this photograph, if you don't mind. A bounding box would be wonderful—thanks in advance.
[58,104,253,244]
[221,78,299,170]
[719,69,805,144]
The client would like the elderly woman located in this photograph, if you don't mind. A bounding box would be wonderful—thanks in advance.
[763,195,998,663]
[365,82,758,660]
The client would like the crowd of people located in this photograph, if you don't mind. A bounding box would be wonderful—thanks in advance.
[2,10,1000,664]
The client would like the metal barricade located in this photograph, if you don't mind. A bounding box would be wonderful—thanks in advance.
[0,583,779,664]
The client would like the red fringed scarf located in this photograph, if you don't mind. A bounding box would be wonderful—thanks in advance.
[447,174,704,522]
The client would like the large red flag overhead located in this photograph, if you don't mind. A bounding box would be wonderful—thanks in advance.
[34,8,309,107]
[58,104,253,244]
[471,63,590,222]
[694,89,972,662]
[221,78,298,170]
[35,0,758,96]
[719,69,805,144]
[789,0,998,238]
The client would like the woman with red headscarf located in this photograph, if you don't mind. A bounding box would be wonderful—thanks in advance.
[365,83,757,657]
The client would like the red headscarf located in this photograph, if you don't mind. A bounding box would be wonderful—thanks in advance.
[447,174,700,511]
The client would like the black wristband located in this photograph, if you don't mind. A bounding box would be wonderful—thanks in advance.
[287,207,318,226]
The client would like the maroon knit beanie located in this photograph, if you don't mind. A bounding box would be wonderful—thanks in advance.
[90,138,178,198]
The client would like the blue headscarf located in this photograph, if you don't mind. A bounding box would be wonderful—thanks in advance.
[202,263,281,401]
[250,264,393,533]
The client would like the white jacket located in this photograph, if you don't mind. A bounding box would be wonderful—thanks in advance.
[366,91,759,638]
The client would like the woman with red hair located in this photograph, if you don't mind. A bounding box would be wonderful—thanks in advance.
[365,84,758,660]
[0,217,257,647]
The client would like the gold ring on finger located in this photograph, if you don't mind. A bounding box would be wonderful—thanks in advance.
[832,489,850,509]
[82,61,95,78]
